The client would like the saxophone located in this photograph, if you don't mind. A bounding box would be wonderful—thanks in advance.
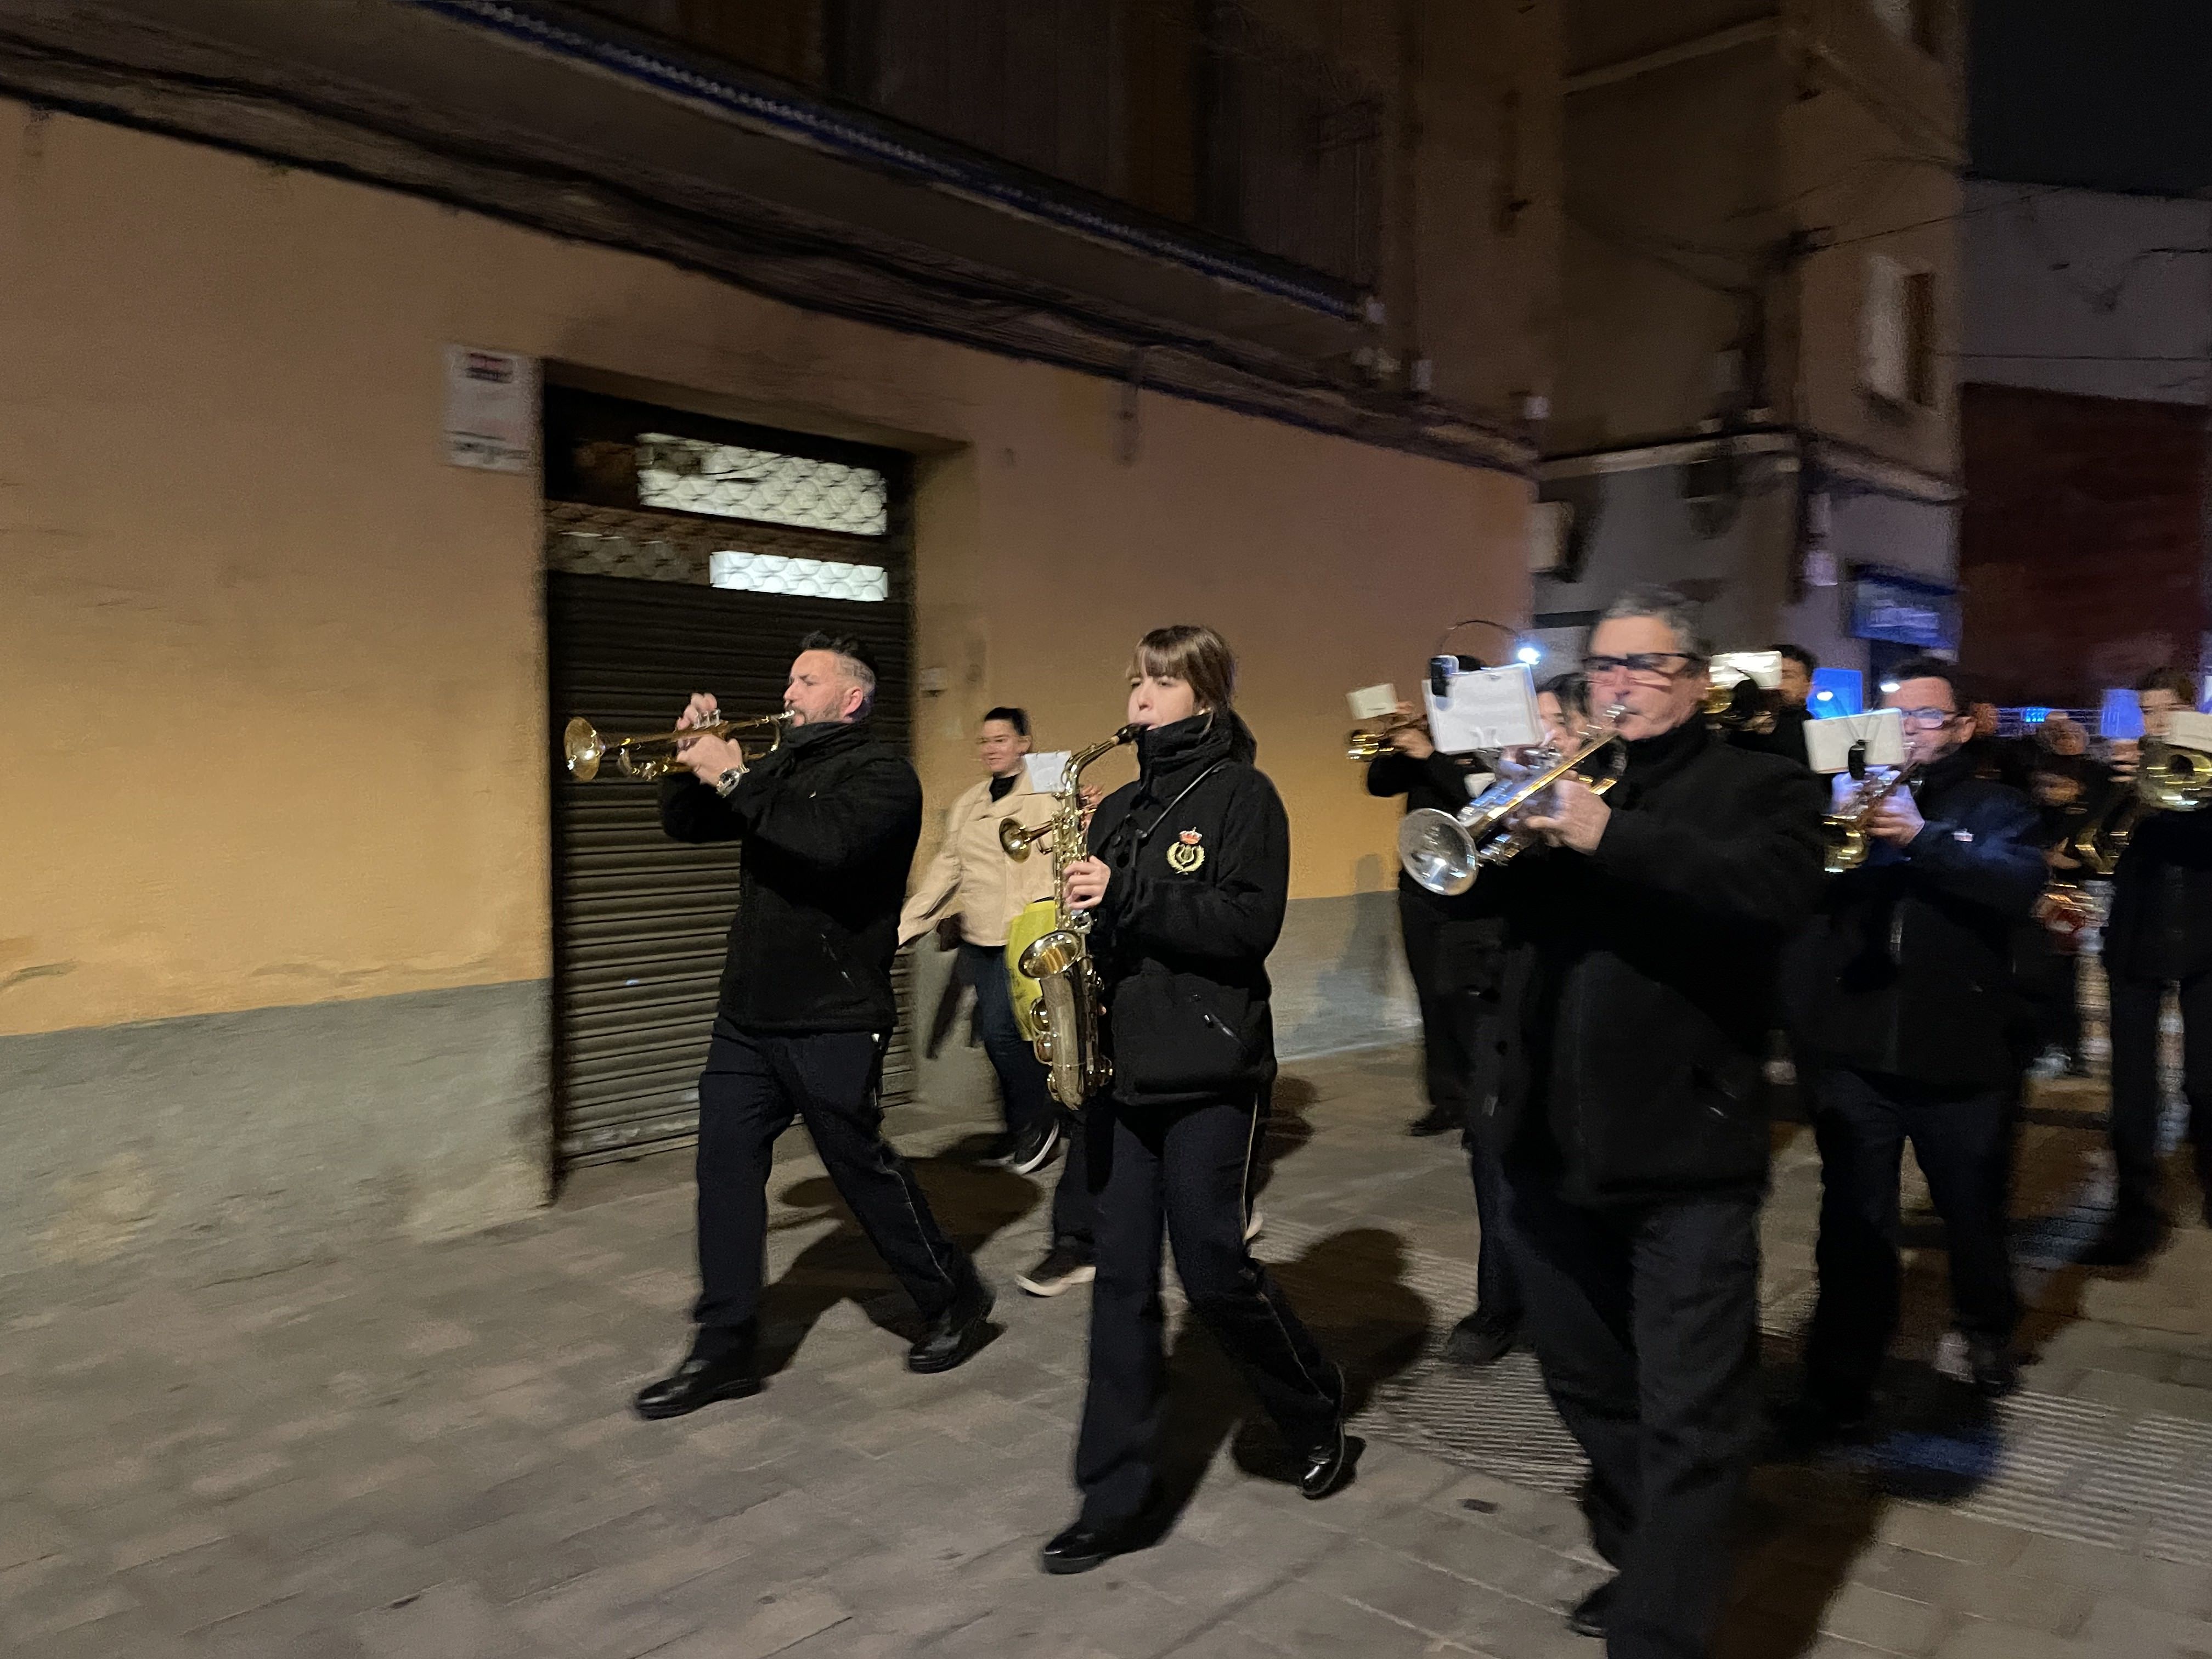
[999,725,1141,1108]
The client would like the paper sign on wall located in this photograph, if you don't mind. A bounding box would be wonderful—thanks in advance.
[444,345,537,472]
[1806,708,1906,775]
[1423,663,1543,754]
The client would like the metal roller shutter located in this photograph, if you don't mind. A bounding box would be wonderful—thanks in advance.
[547,520,912,1169]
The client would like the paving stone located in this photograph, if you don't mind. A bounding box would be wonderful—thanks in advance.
[7,1043,2212,1657]
[1932,1619,2101,1659]
[1818,1581,1952,1655]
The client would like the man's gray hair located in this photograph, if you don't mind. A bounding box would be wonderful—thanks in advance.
[1599,584,1712,661]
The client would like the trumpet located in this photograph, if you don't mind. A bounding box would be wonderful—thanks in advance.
[563,710,793,781]
[1348,715,1427,761]
[1397,707,1627,896]
[1821,760,1922,874]
[2038,738,2212,936]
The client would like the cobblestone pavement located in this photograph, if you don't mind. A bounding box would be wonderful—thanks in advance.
[4,1040,2211,1659]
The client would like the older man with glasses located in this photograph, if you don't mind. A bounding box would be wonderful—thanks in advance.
[1782,656,2045,1437]
[1465,585,1825,1657]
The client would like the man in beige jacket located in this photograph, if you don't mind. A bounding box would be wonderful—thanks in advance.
[900,708,1063,1175]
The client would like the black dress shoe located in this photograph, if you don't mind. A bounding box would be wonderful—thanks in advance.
[1441,1310,1520,1368]
[1298,1424,1364,1499]
[1966,1337,2020,1399]
[2082,1206,2168,1267]
[631,1348,762,1420]
[1770,1393,1870,1456]
[1566,1577,1617,1639]
[1408,1103,1463,1137]
[1039,1514,1158,1575]
[907,1274,995,1374]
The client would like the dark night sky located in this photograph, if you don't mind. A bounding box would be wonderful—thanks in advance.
[1972,0,2212,195]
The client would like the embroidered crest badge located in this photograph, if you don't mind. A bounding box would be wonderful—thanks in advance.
[1166,828,1206,873]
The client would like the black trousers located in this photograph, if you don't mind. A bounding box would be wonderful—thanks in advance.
[1504,1166,1762,1659]
[1401,891,1522,1322]
[2106,968,2212,1217]
[956,941,1057,1139]
[1050,1108,1097,1254]
[1076,1090,1340,1523]
[1801,1065,2020,1414]
[691,1018,970,1349]
[1399,891,1497,1114]
[2018,931,2083,1063]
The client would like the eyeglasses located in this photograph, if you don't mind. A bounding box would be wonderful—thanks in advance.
[1895,707,1959,730]
[1582,652,1701,682]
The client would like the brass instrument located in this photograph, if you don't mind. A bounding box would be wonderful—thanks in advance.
[563,711,793,781]
[1821,760,1922,875]
[1347,716,1427,762]
[2038,738,2212,938]
[1001,726,1141,1107]
[1702,677,1776,735]
[1397,707,1627,896]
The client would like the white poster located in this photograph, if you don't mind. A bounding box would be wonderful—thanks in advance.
[444,345,537,472]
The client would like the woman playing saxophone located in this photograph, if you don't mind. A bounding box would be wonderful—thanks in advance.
[1037,625,1355,1578]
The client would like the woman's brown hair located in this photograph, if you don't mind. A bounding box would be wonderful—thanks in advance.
[1135,624,1237,716]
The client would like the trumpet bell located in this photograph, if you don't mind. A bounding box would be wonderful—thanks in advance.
[1399,808,1481,896]
[563,717,608,782]
[999,817,1047,859]
[2140,741,2212,812]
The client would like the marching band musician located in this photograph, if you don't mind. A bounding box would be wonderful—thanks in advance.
[1470,586,1825,1655]
[1041,625,1354,1576]
[2093,666,2212,1263]
[1365,667,1524,1367]
[899,707,1064,1177]
[1781,658,2044,1440]
[1366,670,1496,1140]
[631,633,992,1420]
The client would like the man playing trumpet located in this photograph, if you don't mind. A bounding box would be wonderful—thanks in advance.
[1781,659,2044,1437]
[630,633,992,1420]
[1463,587,1824,1655]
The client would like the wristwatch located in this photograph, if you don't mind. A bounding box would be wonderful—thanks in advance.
[715,767,744,799]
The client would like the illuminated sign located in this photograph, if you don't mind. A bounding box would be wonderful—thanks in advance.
[1849,569,1958,649]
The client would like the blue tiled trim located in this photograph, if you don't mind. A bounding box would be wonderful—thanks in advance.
[399,0,1363,320]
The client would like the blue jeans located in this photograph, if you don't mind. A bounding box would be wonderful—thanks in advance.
[957,942,1057,1140]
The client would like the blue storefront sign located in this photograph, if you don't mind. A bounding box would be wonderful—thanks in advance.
[1849,568,1959,651]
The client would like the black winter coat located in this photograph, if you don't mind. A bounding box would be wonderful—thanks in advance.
[659,719,922,1033]
[1367,747,1503,987]
[2104,804,2212,981]
[1474,718,1827,1206]
[1783,751,2045,1086]
[1089,712,1286,1107]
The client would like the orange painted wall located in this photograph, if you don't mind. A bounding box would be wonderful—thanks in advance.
[0,102,1530,1040]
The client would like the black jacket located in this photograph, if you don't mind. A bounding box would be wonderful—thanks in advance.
[659,719,922,1032]
[1474,718,1826,1206]
[1784,751,2045,1086]
[2104,804,2212,981]
[1088,713,1286,1107]
[1730,703,1812,770]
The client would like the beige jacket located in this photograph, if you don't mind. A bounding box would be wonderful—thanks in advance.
[899,770,1058,948]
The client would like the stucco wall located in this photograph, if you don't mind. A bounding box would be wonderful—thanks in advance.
[0,104,1524,1273]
